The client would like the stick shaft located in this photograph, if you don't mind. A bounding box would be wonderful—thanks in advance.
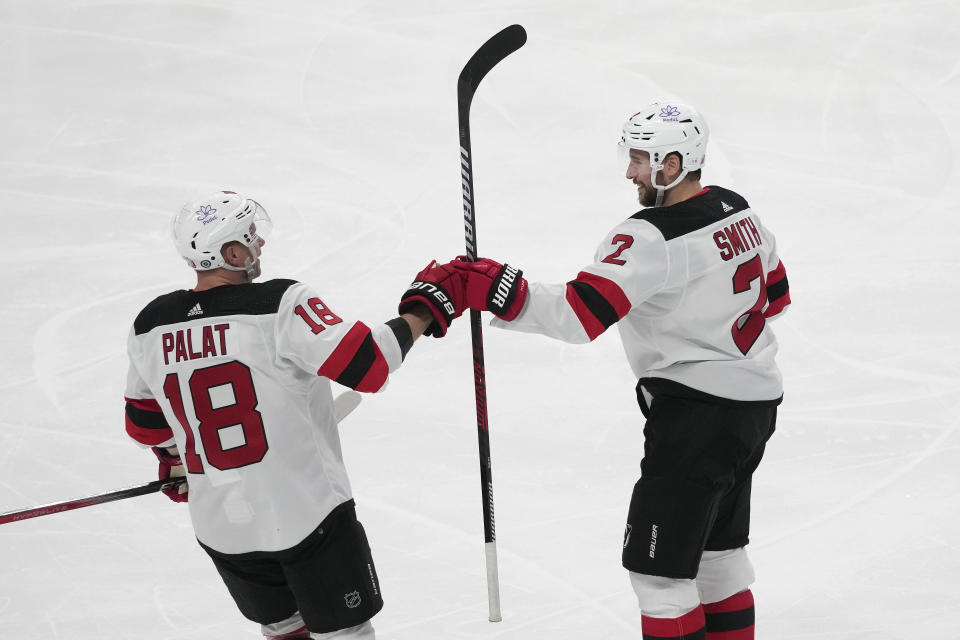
[456,24,526,623]
[0,478,185,525]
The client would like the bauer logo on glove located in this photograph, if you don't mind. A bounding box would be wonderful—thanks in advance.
[398,261,467,337]
[407,281,457,317]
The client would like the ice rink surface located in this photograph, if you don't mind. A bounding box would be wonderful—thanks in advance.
[2,1,959,638]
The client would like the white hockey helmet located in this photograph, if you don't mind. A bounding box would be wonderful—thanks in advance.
[171,190,272,276]
[620,102,709,203]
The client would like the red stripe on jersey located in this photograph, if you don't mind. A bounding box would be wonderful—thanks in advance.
[125,415,174,446]
[124,396,162,412]
[642,605,705,638]
[576,272,631,318]
[565,285,606,340]
[766,260,787,286]
[124,396,172,445]
[353,337,390,393]
[764,294,790,318]
[317,322,390,392]
[318,322,370,381]
[764,260,790,318]
[565,272,631,341]
[704,589,754,614]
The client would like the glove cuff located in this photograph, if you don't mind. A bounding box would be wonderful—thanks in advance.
[399,281,456,337]
[152,446,183,467]
[485,263,528,321]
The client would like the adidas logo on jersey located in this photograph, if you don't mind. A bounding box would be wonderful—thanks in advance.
[187,303,203,317]
[721,201,734,213]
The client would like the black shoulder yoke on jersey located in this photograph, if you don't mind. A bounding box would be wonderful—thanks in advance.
[134,278,298,335]
[629,186,750,241]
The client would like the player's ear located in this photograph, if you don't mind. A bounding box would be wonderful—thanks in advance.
[663,152,683,179]
[221,242,247,268]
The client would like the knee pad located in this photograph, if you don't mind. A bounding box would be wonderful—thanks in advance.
[628,571,700,618]
[262,611,309,639]
[696,547,755,604]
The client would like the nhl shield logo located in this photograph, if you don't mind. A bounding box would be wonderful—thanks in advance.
[344,590,362,609]
[623,524,633,549]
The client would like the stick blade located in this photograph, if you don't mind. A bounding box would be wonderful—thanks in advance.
[457,24,527,110]
[333,390,362,423]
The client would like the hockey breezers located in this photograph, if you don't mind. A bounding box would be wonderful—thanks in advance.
[0,390,363,526]
[457,24,527,623]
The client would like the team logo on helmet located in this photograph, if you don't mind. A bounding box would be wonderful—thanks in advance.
[195,204,218,225]
[659,105,681,121]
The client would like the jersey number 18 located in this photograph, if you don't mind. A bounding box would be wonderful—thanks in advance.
[162,361,268,473]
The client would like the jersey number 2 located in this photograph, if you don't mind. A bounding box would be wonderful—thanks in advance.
[601,234,634,265]
[162,361,268,472]
[731,255,768,355]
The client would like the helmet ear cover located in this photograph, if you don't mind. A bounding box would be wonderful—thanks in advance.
[171,191,271,272]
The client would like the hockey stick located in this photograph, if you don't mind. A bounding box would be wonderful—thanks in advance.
[0,391,364,526]
[457,24,527,623]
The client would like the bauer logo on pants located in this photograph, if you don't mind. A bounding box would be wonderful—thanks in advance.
[344,591,361,609]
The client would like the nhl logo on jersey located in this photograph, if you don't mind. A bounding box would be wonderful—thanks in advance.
[344,590,362,609]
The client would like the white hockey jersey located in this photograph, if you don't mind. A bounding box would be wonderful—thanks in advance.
[124,279,405,554]
[492,186,791,403]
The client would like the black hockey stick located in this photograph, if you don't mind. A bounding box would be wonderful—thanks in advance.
[457,23,527,623]
[0,478,188,525]
[0,391,364,526]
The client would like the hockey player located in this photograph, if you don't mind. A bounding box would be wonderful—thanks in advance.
[444,102,790,639]
[123,191,465,640]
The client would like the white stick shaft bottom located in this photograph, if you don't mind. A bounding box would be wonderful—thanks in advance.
[485,541,502,622]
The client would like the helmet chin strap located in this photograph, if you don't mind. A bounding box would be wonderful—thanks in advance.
[221,243,261,281]
[654,188,666,208]
[650,164,690,208]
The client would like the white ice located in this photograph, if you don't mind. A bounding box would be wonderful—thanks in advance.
[1,1,959,638]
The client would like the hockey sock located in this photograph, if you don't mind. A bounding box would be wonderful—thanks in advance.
[641,605,706,640]
[264,628,309,639]
[703,589,755,639]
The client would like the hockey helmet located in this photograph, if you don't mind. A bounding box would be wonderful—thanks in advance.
[620,102,709,203]
[171,190,272,274]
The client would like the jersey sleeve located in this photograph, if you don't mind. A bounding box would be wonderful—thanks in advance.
[760,224,791,320]
[124,328,175,448]
[491,219,668,342]
[275,282,403,393]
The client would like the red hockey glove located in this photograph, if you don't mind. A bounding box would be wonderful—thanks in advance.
[449,257,528,321]
[398,261,467,337]
[152,447,188,503]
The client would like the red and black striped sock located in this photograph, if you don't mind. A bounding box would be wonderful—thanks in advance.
[642,605,706,640]
[703,589,755,639]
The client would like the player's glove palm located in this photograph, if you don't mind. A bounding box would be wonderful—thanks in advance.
[398,261,467,337]
[152,446,188,503]
[448,257,528,321]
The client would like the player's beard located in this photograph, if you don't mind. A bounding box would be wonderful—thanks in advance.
[242,256,261,281]
[636,181,660,208]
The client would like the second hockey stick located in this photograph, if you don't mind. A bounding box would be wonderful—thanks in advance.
[0,391,364,525]
[457,24,527,623]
